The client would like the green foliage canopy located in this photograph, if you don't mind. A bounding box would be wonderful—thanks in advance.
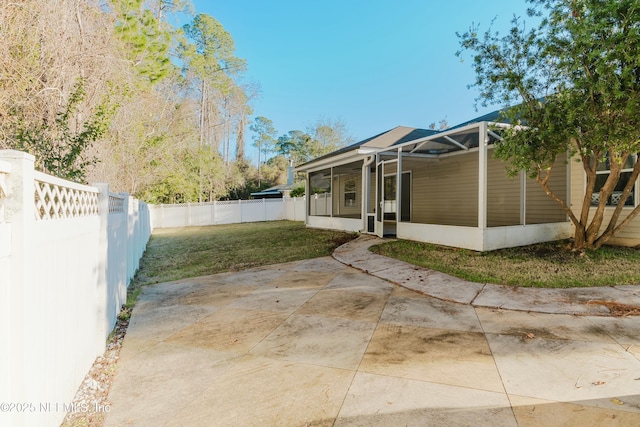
[181,13,246,82]
[113,0,173,84]
[15,79,115,182]
[457,0,640,249]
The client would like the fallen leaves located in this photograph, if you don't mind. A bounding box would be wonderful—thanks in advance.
[587,300,640,317]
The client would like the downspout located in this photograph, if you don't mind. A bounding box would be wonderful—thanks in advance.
[330,167,334,217]
[520,170,527,225]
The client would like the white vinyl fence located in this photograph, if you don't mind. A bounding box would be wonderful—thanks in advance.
[0,150,151,427]
[149,197,306,228]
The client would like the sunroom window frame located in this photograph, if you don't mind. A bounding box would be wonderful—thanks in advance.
[591,153,638,207]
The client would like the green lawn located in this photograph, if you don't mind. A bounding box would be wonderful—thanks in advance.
[132,220,356,287]
[130,221,640,295]
[370,239,640,288]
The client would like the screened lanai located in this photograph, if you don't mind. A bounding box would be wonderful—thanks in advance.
[308,160,364,219]
[298,119,573,251]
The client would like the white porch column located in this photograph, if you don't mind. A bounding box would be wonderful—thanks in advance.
[305,173,310,223]
[478,122,488,230]
[520,171,527,225]
[397,147,402,223]
[361,161,368,229]
[330,167,334,217]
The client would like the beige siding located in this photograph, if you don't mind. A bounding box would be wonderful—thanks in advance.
[487,154,521,227]
[384,162,398,175]
[570,154,585,212]
[525,153,567,224]
[332,174,361,218]
[596,209,640,245]
[569,154,640,246]
[407,155,478,227]
[401,151,567,228]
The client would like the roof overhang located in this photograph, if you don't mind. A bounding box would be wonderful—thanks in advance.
[296,150,369,174]
[295,121,512,173]
[359,121,510,158]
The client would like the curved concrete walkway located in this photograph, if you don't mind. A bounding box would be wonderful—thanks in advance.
[334,235,640,316]
[103,237,640,426]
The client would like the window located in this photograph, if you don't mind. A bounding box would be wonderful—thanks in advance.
[383,175,397,220]
[344,177,356,207]
[309,170,331,194]
[308,169,331,217]
[591,154,636,207]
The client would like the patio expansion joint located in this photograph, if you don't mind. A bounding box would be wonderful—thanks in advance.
[469,283,488,308]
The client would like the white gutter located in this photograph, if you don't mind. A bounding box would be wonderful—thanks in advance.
[296,150,363,173]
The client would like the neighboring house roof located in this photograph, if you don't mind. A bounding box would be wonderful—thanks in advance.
[251,165,298,198]
[250,183,293,198]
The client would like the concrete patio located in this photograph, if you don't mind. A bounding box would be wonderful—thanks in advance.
[104,237,640,426]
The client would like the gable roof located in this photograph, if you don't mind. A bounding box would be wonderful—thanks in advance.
[447,108,506,131]
[297,126,438,170]
[296,109,511,172]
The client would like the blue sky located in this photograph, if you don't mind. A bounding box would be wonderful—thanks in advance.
[190,0,533,143]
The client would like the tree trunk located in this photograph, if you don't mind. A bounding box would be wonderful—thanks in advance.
[236,115,245,162]
[199,80,206,147]
[592,159,640,248]
[573,225,588,250]
[584,153,624,247]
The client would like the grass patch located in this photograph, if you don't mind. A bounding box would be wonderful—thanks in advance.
[126,221,356,306]
[370,239,640,288]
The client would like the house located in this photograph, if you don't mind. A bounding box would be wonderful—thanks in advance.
[296,111,640,251]
[250,184,291,199]
[250,163,297,199]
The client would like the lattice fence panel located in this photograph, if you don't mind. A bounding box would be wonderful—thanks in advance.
[34,179,99,220]
[109,195,125,214]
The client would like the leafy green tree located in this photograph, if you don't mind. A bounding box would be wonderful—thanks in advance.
[306,117,353,160]
[276,119,353,166]
[181,13,246,149]
[290,183,306,198]
[182,13,245,79]
[250,116,277,185]
[0,2,255,202]
[262,155,289,185]
[457,0,640,249]
[112,0,173,84]
[276,130,312,165]
[15,79,115,182]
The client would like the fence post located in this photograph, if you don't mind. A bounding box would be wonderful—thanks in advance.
[239,199,242,223]
[93,183,110,344]
[211,200,215,225]
[129,196,140,282]
[0,159,10,411]
[0,150,35,417]
[121,193,133,284]
[293,197,297,220]
[263,198,266,221]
